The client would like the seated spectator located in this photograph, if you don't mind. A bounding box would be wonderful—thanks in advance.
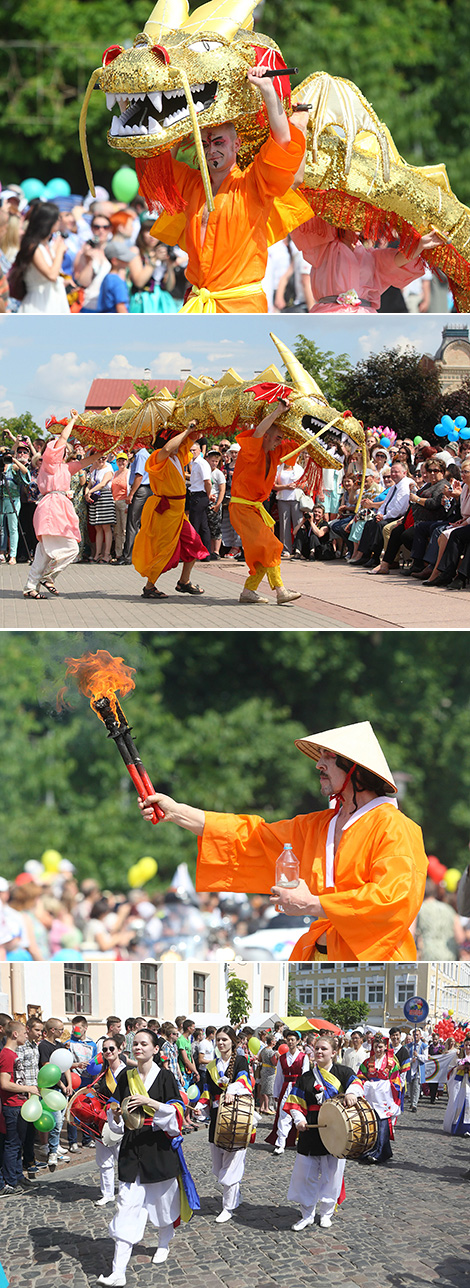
[370,458,446,575]
[350,461,411,568]
[425,458,470,587]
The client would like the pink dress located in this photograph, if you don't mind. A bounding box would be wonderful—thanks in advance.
[33,439,83,541]
[292,216,425,313]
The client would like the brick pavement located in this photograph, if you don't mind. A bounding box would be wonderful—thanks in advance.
[1,558,468,631]
[1,1101,468,1288]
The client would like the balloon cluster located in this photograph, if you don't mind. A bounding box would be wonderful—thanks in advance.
[434,414,470,443]
[427,854,462,893]
[434,1014,469,1044]
[127,856,158,888]
[20,1048,73,1127]
[368,426,397,449]
[20,178,71,203]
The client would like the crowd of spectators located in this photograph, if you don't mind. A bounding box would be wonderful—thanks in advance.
[0,184,452,315]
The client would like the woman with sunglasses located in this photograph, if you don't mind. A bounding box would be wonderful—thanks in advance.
[93,1035,127,1207]
[74,216,112,312]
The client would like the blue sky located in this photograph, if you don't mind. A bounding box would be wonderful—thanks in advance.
[0,312,463,425]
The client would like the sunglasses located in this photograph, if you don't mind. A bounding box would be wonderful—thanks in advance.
[103,1046,116,1053]
[92,223,110,231]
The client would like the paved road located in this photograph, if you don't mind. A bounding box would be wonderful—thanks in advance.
[1,1101,469,1288]
[2,558,468,631]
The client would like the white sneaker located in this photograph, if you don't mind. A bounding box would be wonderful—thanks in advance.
[69,1144,79,1153]
[272,1145,284,1155]
[97,1275,126,1286]
[152,1248,169,1263]
[48,1154,57,1171]
[215,1209,233,1223]
[276,587,301,605]
[319,1215,332,1228]
[292,1215,315,1231]
[239,588,270,605]
[56,1151,69,1160]
[95,1196,115,1206]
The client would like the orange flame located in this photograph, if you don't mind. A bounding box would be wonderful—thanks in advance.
[63,650,136,716]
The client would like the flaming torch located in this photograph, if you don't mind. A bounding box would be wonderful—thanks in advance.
[62,650,164,823]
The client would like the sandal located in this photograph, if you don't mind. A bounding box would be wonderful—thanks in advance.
[41,580,59,595]
[23,589,47,599]
[142,586,168,599]
[175,581,204,595]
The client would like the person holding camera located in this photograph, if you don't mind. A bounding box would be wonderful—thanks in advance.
[73,214,112,312]
[0,444,31,563]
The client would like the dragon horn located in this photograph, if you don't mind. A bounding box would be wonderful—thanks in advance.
[144,0,190,40]
[180,0,256,36]
[79,67,102,197]
[269,333,328,402]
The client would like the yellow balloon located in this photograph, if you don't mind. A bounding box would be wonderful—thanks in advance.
[444,868,461,893]
[127,864,142,888]
[137,857,158,884]
[41,849,62,873]
[448,1009,454,1016]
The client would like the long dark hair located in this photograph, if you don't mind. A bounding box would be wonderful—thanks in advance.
[15,202,60,270]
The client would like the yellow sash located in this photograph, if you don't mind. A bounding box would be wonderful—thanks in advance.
[311,947,329,962]
[126,1068,156,1118]
[179,282,265,314]
[230,497,275,528]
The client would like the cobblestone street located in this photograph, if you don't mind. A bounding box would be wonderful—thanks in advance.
[1,1101,468,1288]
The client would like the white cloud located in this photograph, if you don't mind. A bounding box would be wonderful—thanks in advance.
[98,352,191,380]
[151,351,191,376]
[0,384,14,417]
[34,352,97,413]
[358,329,380,355]
[393,336,418,356]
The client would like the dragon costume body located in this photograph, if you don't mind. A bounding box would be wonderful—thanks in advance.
[80,0,470,310]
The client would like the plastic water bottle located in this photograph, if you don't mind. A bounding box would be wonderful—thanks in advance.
[275,842,299,913]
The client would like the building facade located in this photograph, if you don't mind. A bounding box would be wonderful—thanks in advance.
[289,961,470,1029]
[421,323,470,393]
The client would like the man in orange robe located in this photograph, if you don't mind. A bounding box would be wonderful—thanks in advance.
[132,422,208,598]
[139,722,428,961]
[147,66,310,314]
[230,398,302,605]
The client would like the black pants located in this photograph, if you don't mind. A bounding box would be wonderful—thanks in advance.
[383,521,411,565]
[188,491,211,554]
[441,524,470,578]
[358,518,387,558]
[123,485,152,559]
[410,519,442,563]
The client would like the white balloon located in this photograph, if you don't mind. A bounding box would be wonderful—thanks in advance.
[53,1047,73,1072]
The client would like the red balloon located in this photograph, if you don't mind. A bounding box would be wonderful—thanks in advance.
[70,1071,81,1090]
[278,1043,289,1055]
[427,854,447,883]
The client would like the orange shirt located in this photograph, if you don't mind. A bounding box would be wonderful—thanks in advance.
[229,427,299,572]
[196,800,427,961]
[132,443,189,583]
[159,125,305,313]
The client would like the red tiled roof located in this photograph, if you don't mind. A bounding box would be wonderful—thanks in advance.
[85,378,183,412]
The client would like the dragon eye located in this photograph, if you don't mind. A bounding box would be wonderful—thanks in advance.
[102,45,123,67]
[150,44,170,64]
[187,40,222,53]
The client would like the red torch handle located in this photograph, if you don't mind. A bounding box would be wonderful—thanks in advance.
[138,766,165,819]
[126,764,164,824]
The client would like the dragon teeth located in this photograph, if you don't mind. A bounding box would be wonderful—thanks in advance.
[148,92,162,112]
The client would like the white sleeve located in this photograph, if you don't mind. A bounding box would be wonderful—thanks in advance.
[106,1105,124,1135]
[226,1080,252,1097]
[151,1103,180,1135]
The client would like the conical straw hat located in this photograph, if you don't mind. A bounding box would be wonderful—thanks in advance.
[294,721,397,792]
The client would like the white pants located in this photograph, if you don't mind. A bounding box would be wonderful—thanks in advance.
[95,1139,119,1199]
[210,1143,246,1211]
[109,1174,179,1272]
[287,1152,345,1220]
[276,1103,292,1149]
[25,534,79,589]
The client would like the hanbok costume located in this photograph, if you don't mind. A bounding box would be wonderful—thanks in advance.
[24,438,84,592]
[354,1050,401,1162]
[200,1052,253,1215]
[267,1049,309,1151]
[105,1065,198,1278]
[93,1060,126,1201]
[132,440,207,585]
[443,1057,470,1136]
[285,1062,356,1221]
[291,216,426,313]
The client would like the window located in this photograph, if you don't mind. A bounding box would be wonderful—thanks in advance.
[263,986,273,1012]
[319,963,335,971]
[64,966,91,1015]
[298,964,312,974]
[396,979,417,1005]
[193,972,206,1013]
[141,964,158,1016]
[367,983,384,1004]
[343,984,359,1001]
[298,986,313,1007]
[320,985,335,1003]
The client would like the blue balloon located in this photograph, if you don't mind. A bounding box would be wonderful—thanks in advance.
[441,415,455,432]
[6,949,33,961]
[434,426,447,437]
[379,437,390,448]
[45,178,71,198]
[459,428,470,440]
[455,416,467,429]
[51,949,83,961]
[21,178,46,202]
[448,429,459,442]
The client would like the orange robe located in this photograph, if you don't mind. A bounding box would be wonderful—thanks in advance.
[151,125,307,313]
[132,443,189,583]
[229,428,298,573]
[196,800,428,961]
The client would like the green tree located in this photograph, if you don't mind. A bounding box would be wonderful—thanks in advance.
[320,999,370,1030]
[0,412,42,445]
[132,382,156,402]
[288,337,353,409]
[287,983,300,1016]
[225,973,252,1026]
[338,346,442,438]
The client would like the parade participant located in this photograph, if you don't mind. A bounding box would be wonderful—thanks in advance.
[354,1034,401,1164]
[285,1034,359,1229]
[389,1027,411,1114]
[406,1027,428,1114]
[342,1030,368,1074]
[150,67,308,315]
[93,1035,127,1206]
[98,1028,197,1286]
[229,399,302,605]
[0,1020,39,1194]
[291,216,444,313]
[139,721,428,961]
[443,1036,470,1136]
[199,1024,253,1223]
[23,412,104,599]
[132,421,208,599]
[268,1031,309,1155]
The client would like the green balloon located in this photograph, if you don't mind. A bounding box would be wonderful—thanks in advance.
[37,1062,61,1089]
[36,1109,55,1131]
[111,166,139,203]
[20,1095,43,1123]
[42,1089,67,1111]
[414,436,423,446]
